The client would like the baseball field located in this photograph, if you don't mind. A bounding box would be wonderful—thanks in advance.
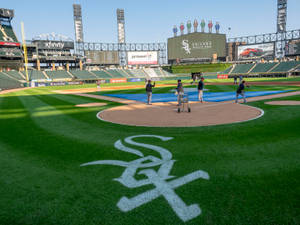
[0,78,300,225]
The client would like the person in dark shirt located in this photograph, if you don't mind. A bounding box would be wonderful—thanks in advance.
[235,80,248,103]
[145,80,155,105]
[197,77,205,102]
[176,79,184,106]
[233,75,238,84]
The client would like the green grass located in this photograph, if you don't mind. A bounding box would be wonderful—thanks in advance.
[0,83,300,225]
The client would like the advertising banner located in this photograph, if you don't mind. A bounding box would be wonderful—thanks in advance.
[127,51,158,65]
[110,78,127,83]
[168,33,226,60]
[33,40,74,50]
[67,81,82,85]
[237,43,274,60]
[150,77,162,81]
[217,74,228,79]
[128,78,143,82]
[0,41,20,46]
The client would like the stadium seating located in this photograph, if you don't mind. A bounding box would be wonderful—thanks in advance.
[124,69,135,77]
[116,69,131,77]
[0,72,22,90]
[1,25,18,42]
[250,63,278,73]
[70,70,97,79]
[153,68,164,76]
[143,68,158,78]
[5,71,25,80]
[161,69,175,77]
[231,64,254,74]
[106,69,126,78]
[269,61,300,73]
[219,66,232,74]
[129,69,148,78]
[45,71,73,79]
[21,70,47,80]
[90,70,113,79]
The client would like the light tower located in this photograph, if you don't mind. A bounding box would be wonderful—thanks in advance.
[73,4,84,56]
[117,9,126,65]
[276,0,287,58]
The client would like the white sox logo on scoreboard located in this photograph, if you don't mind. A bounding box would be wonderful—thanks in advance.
[81,135,210,222]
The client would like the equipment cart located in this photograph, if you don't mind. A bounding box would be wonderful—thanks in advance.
[177,93,191,113]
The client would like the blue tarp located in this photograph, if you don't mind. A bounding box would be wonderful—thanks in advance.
[103,90,289,103]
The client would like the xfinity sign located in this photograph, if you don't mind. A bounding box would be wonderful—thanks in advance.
[45,42,64,49]
[33,40,74,50]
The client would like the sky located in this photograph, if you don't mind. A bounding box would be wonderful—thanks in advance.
[2,0,300,43]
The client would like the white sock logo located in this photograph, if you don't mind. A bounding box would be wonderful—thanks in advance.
[81,135,209,222]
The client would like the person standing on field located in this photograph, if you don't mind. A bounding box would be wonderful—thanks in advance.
[235,80,249,103]
[177,79,184,106]
[233,75,238,84]
[197,77,205,102]
[97,80,101,91]
[145,80,155,105]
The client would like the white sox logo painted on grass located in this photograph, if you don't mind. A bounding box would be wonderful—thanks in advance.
[80,135,209,222]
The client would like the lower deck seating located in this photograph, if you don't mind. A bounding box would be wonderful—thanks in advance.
[250,63,278,73]
[21,70,47,80]
[0,72,22,90]
[70,70,96,79]
[269,61,300,72]
[5,71,25,80]
[45,71,72,79]
[129,69,147,78]
[231,64,254,74]
[91,70,112,79]
[106,69,126,78]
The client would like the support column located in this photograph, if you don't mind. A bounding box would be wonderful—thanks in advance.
[37,59,41,71]
[52,62,55,71]
[66,62,70,71]
[79,60,83,70]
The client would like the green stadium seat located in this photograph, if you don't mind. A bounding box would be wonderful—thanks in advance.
[106,69,125,78]
[153,68,164,76]
[116,69,131,77]
[21,70,47,80]
[70,70,97,79]
[91,70,113,79]
[0,72,22,90]
[45,71,73,79]
[1,25,18,42]
[269,61,300,73]
[128,69,147,78]
[231,64,254,74]
[5,71,25,80]
[250,63,278,73]
[124,69,135,77]
[219,66,232,74]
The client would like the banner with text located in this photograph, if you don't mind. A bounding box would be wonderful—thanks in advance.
[127,51,158,65]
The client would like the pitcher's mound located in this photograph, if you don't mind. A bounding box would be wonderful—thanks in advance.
[265,101,300,106]
[97,102,263,127]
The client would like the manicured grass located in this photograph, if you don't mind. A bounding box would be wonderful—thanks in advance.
[0,84,299,225]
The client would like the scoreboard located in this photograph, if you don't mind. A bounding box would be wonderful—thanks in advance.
[168,32,226,62]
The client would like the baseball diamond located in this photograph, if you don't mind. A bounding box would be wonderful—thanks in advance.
[1,0,300,224]
[1,79,300,225]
